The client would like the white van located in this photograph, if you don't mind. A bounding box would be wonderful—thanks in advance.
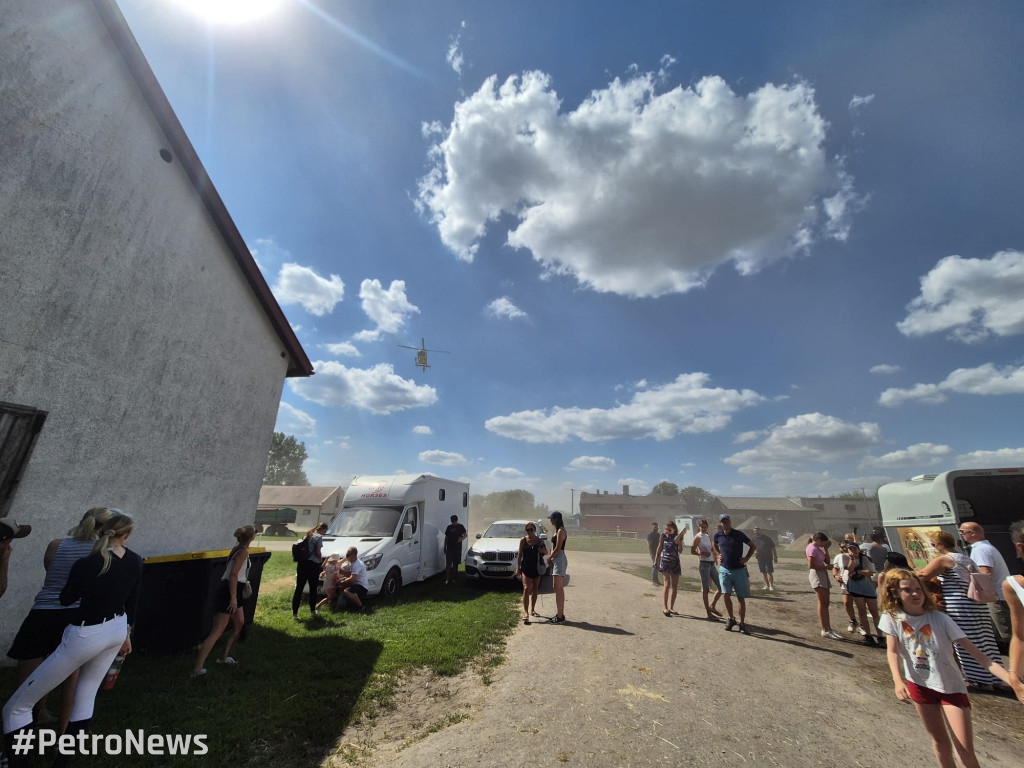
[321,474,470,598]
[878,467,1024,569]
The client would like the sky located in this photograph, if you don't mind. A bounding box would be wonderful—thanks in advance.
[115,0,1024,511]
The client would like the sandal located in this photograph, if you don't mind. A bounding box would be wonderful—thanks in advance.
[190,669,208,678]
[531,611,541,617]
[663,611,671,617]
[217,657,239,665]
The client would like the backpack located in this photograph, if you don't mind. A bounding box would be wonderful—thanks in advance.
[292,536,310,563]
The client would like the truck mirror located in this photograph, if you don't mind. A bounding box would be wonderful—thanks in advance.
[475,533,482,538]
[403,523,413,542]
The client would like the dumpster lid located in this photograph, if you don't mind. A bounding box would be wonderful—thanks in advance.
[143,547,268,564]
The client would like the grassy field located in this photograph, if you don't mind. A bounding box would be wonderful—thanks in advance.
[0,554,519,767]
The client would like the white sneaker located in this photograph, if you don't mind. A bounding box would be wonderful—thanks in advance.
[822,629,843,640]
[858,626,869,636]
[847,621,857,633]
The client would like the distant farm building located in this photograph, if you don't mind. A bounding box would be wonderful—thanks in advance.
[0,0,312,649]
[258,486,344,533]
[580,486,694,533]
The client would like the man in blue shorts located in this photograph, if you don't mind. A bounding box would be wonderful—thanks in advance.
[713,514,756,634]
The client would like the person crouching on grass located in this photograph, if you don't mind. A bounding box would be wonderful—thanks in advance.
[878,569,1023,768]
[336,547,369,611]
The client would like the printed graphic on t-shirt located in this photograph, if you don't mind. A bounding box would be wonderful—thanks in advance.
[901,619,934,673]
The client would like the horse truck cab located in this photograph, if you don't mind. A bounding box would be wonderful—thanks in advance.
[878,467,1024,570]
[319,474,469,598]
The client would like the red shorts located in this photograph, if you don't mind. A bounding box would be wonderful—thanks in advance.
[906,681,971,708]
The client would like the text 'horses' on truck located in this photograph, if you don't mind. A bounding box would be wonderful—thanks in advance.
[320,474,469,598]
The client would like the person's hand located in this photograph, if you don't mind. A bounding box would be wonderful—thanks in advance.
[893,683,910,702]
[120,636,133,656]
[228,600,238,614]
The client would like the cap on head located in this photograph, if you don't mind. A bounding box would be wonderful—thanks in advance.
[718,514,730,522]
[0,518,32,541]
[548,511,563,522]
[885,552,910,568]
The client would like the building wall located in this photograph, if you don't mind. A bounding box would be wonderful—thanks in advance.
[0,0,295,646]
[798,497,881,540]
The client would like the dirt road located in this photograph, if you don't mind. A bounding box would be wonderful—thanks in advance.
[328,550,1022,767]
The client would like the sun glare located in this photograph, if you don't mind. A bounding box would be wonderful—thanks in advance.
[172,0,283,24]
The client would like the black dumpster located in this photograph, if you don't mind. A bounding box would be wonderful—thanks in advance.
[133,547,271,652]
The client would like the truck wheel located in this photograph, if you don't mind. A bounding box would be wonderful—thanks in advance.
[381,568,402,599]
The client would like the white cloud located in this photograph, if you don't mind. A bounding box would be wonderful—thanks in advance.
[274,401,317,438]
[486,296,527,320]
[289,361,437,414]
[723,413,882,474]
[897,250,1024,343]
[879,363,1024,406]
[355,279,419,341]
[848,94,875,111]
[955,447,1024,467]
[568,456,616,471]
[419,449,469,466]
[485,373,764,443]
[250,237,292,274]
[323,341,361,357]
[618,478,650,495]
[412,425,433,435]
[870,364,902,375]
[418,69,858,298]
[487,466,525,479]
[859,443,953,471]
[446,21,465,75]
[272,263,345,316]
[734,430,765,444]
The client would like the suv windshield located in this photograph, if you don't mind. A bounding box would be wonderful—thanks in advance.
[482,523,529,539]
[327,507,401,537]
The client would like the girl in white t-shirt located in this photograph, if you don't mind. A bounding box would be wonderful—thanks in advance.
[879,569,1020,768]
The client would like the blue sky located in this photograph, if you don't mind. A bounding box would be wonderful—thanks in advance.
[117,1,1024,510]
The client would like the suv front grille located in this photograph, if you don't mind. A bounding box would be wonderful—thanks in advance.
[481,551,517,562]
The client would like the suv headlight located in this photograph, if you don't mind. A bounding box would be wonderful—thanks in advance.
[362,553,382,570]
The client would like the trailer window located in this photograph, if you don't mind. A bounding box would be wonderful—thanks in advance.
[462,492,468,508]
[439,489,446,501]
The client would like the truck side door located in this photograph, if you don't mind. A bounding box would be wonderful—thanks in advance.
[396,505,420,583]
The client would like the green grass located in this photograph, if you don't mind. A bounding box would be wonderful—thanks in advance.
[564,535,649,554]
[0,555,518,767]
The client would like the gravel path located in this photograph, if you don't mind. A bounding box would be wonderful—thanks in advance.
[330,549,1022,767]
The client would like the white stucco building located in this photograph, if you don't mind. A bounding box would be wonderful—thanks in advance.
[0,0,314,649]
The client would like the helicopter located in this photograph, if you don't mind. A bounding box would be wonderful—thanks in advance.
[398,338,450,372]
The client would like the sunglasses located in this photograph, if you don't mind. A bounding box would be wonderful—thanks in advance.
[525,527,536,532]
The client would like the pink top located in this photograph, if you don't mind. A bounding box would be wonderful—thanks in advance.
[805,542,829,569]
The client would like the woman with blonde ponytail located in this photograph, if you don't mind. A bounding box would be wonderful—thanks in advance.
[192,525,256,676]
[6,507,115,733]
[3,511,141,765]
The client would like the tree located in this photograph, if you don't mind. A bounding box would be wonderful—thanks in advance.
[650,481,680,496]
[680,485,717,514]
[263,432,310,486]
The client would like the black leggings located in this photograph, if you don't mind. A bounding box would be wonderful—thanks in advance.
[292,559,321,614]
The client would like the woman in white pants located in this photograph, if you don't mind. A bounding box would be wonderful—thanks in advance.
[3,512,141,766]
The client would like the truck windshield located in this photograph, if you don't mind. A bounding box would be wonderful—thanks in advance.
[327,507,401,537]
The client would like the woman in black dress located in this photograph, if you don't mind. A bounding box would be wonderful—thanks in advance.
[516,523,547,624]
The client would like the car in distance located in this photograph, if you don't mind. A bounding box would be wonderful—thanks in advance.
[464,519,546,582]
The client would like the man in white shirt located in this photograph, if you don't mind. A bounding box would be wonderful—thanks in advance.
[337,546,370,611]
[959,522,1012,646]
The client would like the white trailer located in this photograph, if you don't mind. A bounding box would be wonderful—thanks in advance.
[321,474,469,597]
[877,467,1024,570]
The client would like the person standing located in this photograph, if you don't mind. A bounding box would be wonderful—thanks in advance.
[0,518,32,599]
[654,521,687,616]
[546,511,568,623]
[918,531,1003,690]
[1005,519,1024,701]
[713,514,755,634]
[6,508,112,732]
[959,522,1012,649]
[690,519,723,620]
[292,523,327,619]
[646,523,661,586]
[751,527,777,591]
[515,523,547,623]
[443,515,468,584]
[192,525,255,676]
[3,512,140,763]
[808,532,842,640]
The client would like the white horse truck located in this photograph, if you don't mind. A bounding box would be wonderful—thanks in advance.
[321,474,469,598]
[877,467,1024,570]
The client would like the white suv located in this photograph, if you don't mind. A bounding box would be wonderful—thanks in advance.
[465,520,546,582]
